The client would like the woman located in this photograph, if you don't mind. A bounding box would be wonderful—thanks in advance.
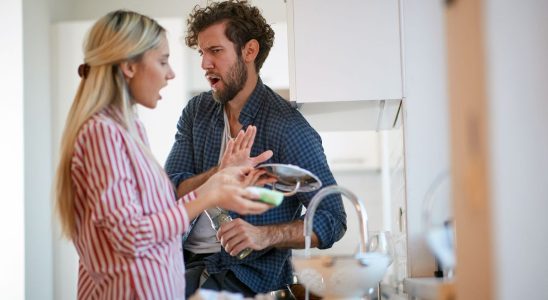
[55,10,270,299]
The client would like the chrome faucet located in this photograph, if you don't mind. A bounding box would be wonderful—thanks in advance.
[303,185,369,256]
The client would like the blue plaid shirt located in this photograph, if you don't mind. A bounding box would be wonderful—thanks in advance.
[164,79,347,293]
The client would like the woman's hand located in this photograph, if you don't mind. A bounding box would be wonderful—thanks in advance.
[183,179,271,221]
[195,166,272,215]
[211,184,271,215]
[201,166,251,189]
[219,126,273,170]
[240,168,277,187]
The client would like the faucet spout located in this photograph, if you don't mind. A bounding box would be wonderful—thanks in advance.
[303,185,368,256]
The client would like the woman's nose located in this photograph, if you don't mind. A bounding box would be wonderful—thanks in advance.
[167,65,175,80]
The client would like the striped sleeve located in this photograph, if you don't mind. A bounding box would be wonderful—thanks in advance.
[177,191,197,205]
[74,120,191,257]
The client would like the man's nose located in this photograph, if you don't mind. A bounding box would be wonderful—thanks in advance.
[201,55,213,70]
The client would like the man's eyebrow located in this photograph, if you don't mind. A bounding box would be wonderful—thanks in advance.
[202,45,223,51]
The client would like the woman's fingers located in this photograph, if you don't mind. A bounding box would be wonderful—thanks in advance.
[242,200,271,215]
[241,169,265,186]
[219,186,271,215]
[255,174,278,187]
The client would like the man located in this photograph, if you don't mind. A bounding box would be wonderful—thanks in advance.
[165,0,347,296]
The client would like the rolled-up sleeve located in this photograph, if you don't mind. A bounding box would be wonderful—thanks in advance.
[73,121,196,257]
[164,99,198,188]
[281,121,347,249]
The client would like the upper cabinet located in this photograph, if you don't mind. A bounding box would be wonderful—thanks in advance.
[260,22,289,91]
[286,0,403,103]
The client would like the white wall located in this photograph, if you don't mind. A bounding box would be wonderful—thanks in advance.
[50,0,286,23]
[401,0,451,277]
[322,171,384,256]
[384,126,408,287]
[485,1,548,298]
[23,0,55,299]
[137,19,188,164]
[0,0,25,299]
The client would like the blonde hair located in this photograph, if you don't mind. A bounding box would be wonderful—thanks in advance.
[55,10,165,239]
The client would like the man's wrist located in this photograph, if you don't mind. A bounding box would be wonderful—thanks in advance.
[262,223,299,249]
[262,225,279,248]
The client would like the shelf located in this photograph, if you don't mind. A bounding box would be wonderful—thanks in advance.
[298,99,402,131]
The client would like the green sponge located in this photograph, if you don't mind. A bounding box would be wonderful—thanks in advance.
[246,187,284,206]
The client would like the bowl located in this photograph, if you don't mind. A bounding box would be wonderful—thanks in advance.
[292,252,390,300]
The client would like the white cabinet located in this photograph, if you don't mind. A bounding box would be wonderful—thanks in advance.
[320,131,381,171]
[286,0,403,103]
[260,22,289,90]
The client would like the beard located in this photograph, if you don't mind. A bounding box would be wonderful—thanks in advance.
[212,56,248,104]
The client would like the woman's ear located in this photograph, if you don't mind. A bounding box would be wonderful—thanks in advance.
[242,39,259,64]
[119,61,137,79]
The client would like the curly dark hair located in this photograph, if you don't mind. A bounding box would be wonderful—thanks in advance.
[185,0,275,72]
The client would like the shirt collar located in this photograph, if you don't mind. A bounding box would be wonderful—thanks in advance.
[238,77,265,126]
[215,78,266,126]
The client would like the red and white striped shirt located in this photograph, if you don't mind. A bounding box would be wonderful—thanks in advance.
[70,108,194,299]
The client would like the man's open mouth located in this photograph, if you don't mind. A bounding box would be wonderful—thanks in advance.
[206,74,221,88]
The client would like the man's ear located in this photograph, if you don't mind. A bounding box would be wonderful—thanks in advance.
[242,39,259,64]
[119,61,137,79]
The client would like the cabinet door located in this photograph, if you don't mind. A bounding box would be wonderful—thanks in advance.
[260,22,289,90]
[287,0,402,103]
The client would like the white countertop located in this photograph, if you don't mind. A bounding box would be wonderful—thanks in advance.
[403,277,455,300]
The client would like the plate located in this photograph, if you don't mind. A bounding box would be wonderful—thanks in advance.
[257,163,322,195]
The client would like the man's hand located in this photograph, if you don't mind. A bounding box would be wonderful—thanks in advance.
[217,218,271,256]
[219,125,273,170]
[217,218,321,255]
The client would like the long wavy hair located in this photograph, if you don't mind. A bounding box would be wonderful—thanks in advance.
[55,10,165,239]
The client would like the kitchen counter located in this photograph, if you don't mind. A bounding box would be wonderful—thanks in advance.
[404,277,455,300]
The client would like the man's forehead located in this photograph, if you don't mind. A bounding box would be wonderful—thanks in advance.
[198,32,232,50]
[197,22,230,43]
